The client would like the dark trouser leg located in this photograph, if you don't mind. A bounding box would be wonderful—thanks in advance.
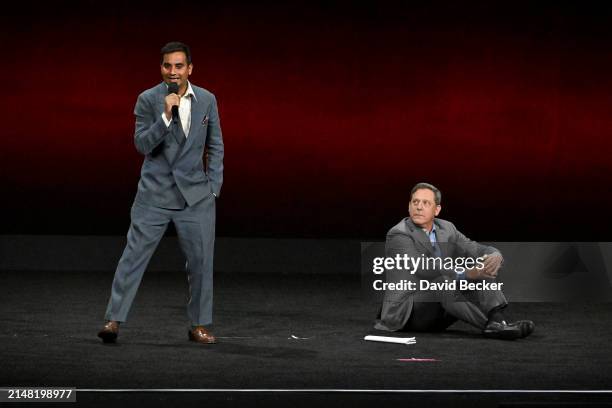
[441,280,508,329]
[405,276,508,331]
[404,301,457,332]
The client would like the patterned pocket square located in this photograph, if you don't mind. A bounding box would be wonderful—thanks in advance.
[202,116,209,125]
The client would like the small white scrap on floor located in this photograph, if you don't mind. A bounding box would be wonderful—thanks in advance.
[364,335,416,345]
[289,334,312,340]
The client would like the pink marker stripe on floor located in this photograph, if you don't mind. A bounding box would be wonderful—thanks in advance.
[397,358,439,362]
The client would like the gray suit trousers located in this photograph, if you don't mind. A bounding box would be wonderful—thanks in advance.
[104,194,216,326]
[403,275,507,331]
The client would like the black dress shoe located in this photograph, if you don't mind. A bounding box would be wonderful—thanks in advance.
[483,320,522,340]
[510,320,535,338]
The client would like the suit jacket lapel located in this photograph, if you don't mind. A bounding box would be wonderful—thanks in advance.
[433,220,451,258]
[406,219,435,257]
[177,91,204,160]
[157,85,184,146]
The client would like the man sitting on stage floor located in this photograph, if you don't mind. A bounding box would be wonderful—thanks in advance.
[374,182,534,340]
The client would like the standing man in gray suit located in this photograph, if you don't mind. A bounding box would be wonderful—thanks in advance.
[375,182,534,340]
[98,42,223,344]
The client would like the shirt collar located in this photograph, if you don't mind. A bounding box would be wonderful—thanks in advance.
[184,82,197,101]
[422,223,436,235]
[164,81,197,102]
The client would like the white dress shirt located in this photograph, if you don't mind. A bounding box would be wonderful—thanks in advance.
[160,82,215,197]
[161,81,196,137]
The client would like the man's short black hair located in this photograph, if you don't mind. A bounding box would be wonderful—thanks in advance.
[160,41,192,65]
[411,182,442,205]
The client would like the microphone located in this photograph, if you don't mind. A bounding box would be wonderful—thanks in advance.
[167,82,179,119]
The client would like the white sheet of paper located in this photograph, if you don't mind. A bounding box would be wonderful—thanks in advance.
[364,335,416,345]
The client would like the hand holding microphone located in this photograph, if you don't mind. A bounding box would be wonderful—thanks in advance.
[164,82,180,121]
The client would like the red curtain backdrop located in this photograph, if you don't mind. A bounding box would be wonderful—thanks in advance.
[2,1,611,240]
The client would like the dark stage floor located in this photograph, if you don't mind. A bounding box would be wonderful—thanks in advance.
[1,270,612,407]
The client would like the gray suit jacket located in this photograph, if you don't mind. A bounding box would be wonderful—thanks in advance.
[132,82,224,209]
[375,217,499,331]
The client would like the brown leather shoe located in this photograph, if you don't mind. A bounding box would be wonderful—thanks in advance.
[188,326,217,344]
[98,321,119,343]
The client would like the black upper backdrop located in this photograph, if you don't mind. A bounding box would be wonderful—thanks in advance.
[2,1,611,240]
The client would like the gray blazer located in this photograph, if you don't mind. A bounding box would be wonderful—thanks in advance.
[132,82,224,209]
[375,217,499,331]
